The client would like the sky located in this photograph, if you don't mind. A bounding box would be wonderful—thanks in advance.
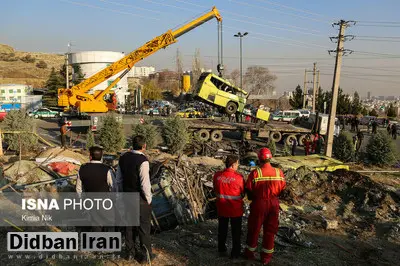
[2,0,400,97]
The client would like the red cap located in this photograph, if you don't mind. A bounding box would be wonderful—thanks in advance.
[258,147,272,161]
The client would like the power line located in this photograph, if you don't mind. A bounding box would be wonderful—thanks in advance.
[169,0,323,33]
[356,21,400,24]
[253,0,326,18]
[354,50,400,57]
[59,0,160,20]
[228,0,329,23]
[228,18,325,37]
[98,0,164,14]
[356,24,400,28]
[355,38,400,43]
[357,35,400,39]
[224,25,329,49]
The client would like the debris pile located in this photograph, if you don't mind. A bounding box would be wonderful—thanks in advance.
[280,168,400,242]
[149,154,224,231]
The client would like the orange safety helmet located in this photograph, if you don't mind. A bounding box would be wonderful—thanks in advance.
[258,147,273,161]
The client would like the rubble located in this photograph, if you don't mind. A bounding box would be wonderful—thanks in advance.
[35,147,88,165]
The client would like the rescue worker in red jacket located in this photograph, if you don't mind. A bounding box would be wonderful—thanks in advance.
[213,154,245,259]
[244,148,286,265]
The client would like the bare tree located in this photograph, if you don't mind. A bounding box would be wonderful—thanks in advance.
[244,66,277,96]
[176,48,183,93]
[191,48,202,91]
[229,69,240,87]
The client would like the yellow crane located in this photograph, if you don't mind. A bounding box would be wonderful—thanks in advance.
[58,7,222,113]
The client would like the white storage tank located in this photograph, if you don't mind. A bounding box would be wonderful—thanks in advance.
[69,51,130,106]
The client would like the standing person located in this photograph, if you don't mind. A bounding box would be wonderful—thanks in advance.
[311,133,318,154]
[392,124,397,140]
[116,135,156,263]
[290,137,297,156]
[356,130,364,152]
[355,117,359,132]
[352,134,358,152]
[60,121,69,148]
[316,135,323,154]
[76,146,117,232]
[213,155,244,259]
[372,119,378,134]
[304,135,311,156]
[387,123,392,135]
[367,119,372,133]
[244,148,286,265]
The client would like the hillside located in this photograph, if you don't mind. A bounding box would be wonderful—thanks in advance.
[0,44,64,88]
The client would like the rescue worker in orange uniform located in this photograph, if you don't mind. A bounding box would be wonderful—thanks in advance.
[244,148,286,265]
[213,154,245,259]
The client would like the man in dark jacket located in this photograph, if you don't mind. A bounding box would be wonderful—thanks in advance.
[76,146,117,232]
[116,135,156,263]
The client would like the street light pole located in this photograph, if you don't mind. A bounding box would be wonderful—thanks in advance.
[234,32,248,89]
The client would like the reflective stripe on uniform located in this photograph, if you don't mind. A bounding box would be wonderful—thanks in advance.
[216,194,242,200]
[253,168,282,183]
[246,245,257,251]
[261,248,274,254]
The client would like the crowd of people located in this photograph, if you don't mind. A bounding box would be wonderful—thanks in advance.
[75,135,286,265]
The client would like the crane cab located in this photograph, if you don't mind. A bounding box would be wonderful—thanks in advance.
[194,72,247,115]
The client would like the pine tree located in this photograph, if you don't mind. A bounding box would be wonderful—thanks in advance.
[86,130,95,150]
[366,131,397,166]
[99,114,126,153]
[369,109,378,117]
[72,65,85,85]
[333,132,354,162]
[3,110,38,152]
[387,103,396,118]
[351,91,362,115]
[43,67,64,107]
[289,85,303,109]
[163,116,190,155]
[132,123,161,149]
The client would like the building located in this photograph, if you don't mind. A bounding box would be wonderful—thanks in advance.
[69,51,130,106]
[386,96,395,101]
[367,91,371,100]
[378,96,385,101]
[0,84,42,111]
[127,66,156,78]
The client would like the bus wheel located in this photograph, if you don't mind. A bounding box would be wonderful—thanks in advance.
[210,130,223,142]
[269,131,282,142]
[196,129,210,141]
[225,102,237,115]
[285,134,297,146]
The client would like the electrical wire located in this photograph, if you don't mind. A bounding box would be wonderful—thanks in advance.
[58,0,160,20]
[228,18,325,37]
[354,51,400,57]
[228,0,330,23]
[357,36,400,39]
[224,25,329,49]
[356,21,400,24]
[98,0,164,14]
[355,38,400,43]
[253,0,326,18]
[169,0,322,33]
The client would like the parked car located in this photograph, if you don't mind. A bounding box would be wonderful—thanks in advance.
[299,109,311,118]
[0,109,7,121]
[143,108,160,116]
[176,108,202,118]
[28,108,61,119]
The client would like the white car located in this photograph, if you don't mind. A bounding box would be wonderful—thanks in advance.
[299,109,311,118]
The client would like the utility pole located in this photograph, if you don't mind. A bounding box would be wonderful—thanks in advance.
[316,70,320,111]
[325,20,355,157]
[66,42,71,89]
[312,62,317,113]
[303,69,307,108]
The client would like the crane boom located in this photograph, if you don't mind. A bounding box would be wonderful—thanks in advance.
[58,7,222,113]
